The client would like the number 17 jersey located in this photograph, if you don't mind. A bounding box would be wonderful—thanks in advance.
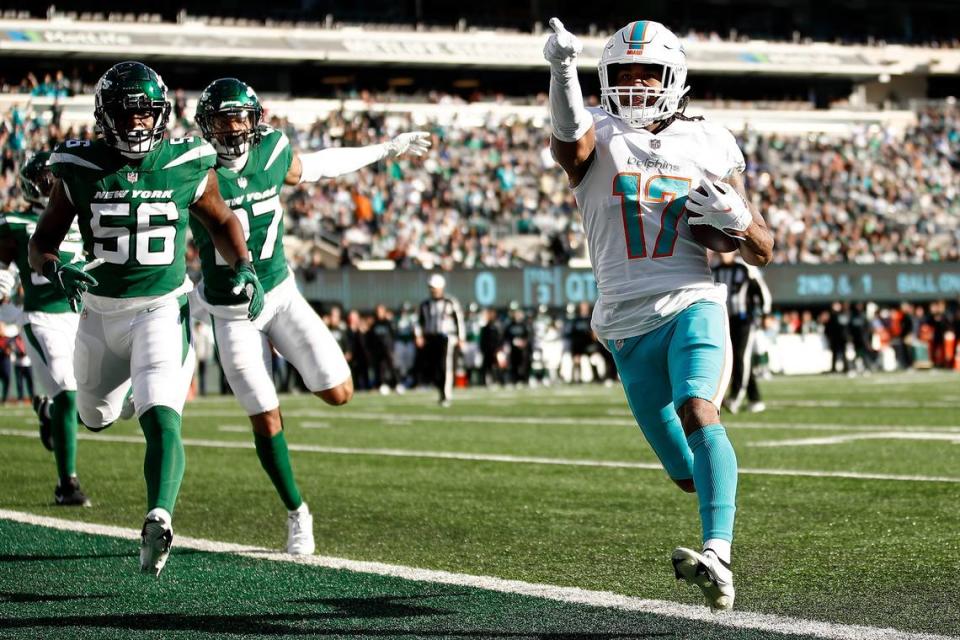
[573,109,745,304]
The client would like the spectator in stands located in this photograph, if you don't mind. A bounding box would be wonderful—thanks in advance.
[368,304,401,394]
[566,302,600,384]
[503,303,532,386]
[345,309,370,391]
[825,302,851,373]
[479,307,503,386]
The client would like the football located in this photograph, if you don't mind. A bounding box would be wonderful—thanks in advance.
[687,186,740,253]
[689,221,739,253]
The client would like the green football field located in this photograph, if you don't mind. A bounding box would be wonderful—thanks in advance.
[1,371,958,639]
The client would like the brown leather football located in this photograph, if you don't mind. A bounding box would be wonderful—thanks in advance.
[689,221,739,253]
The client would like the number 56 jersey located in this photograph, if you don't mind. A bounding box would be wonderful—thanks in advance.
[572,108,745,305]
[49,136,216,302]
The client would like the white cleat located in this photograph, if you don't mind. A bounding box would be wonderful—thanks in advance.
[747,401,766,413]
[672,547,735,612]
[286,503,315,555]
[724,397,742,415]
[140,509,173,576]
[120,390,136,421]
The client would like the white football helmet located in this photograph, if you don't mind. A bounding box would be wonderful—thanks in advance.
[599,20,690,129]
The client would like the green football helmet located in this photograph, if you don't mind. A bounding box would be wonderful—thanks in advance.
[195,78,264,160]
[18,151,54,209]
[94,61,171,157]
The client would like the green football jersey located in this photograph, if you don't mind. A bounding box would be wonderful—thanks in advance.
[190,127,293,306]
[49,136,216,299]
[0,208,84,313]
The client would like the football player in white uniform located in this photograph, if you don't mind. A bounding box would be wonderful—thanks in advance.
[191,78,430,554]
[544,18,773,611]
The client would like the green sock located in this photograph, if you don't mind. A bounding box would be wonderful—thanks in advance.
[50,391,78,483]
[254,430,303,511]
[139,406,185,514]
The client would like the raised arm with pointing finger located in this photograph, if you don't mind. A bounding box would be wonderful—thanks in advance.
[544,18,597,186]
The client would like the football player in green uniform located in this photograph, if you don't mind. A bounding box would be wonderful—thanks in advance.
[28,61,263,576]
[191,78,430,554]
[0,151,91,507]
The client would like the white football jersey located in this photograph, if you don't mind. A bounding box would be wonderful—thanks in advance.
[572,109,745,339]
[574,108,745,303]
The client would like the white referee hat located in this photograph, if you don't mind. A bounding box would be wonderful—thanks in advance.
[428,274,446,289]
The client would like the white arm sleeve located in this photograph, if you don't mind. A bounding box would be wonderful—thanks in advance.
[298,144,389,183]
[549,63,593,143]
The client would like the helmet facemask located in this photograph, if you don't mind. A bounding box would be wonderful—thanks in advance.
[599,61,688,129]
[94,62,172,159]
[99,99,170,157]
[195,78,264,164]
[19,153,54,209]
[199,109,259,160]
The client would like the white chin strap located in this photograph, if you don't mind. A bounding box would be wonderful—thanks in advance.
[218,152,249,172]
[117,130,156,159]
[212,139,250,161]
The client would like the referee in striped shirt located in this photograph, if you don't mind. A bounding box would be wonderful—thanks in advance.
[415,274,465,407]
[713,252,772,414]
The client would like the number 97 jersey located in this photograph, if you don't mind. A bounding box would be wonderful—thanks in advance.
[572,108,745,303]
[49,136,217,300]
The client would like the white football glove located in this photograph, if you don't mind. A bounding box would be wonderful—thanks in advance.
[543,18,582,67]
[385,131,432,158]
[0,268,15,299]
[686,178,753,236]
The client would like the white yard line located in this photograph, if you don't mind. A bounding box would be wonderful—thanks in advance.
[299,421,331,429]
[750,432,960,448]
[765,399,960,409]
[172,409,960,433]
[216,425,249,433]
[0,509,952,640]
[1,428,957,484]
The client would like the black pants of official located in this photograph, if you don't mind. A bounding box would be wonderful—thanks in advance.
[729,315,760,404]
[424,334,454,401]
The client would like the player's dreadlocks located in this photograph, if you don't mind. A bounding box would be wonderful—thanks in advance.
[659,95,703,131]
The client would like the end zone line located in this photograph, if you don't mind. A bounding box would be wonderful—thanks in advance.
[1,428,958,483]
[0,509,951,640]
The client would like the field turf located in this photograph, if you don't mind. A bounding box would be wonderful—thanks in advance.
[1,371,958,639]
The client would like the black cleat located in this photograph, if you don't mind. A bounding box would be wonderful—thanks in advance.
[33,395,54,452]
[54,477,92,507]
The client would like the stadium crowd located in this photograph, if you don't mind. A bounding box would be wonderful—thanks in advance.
[1,73,959,269]
[269,101,960,269]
